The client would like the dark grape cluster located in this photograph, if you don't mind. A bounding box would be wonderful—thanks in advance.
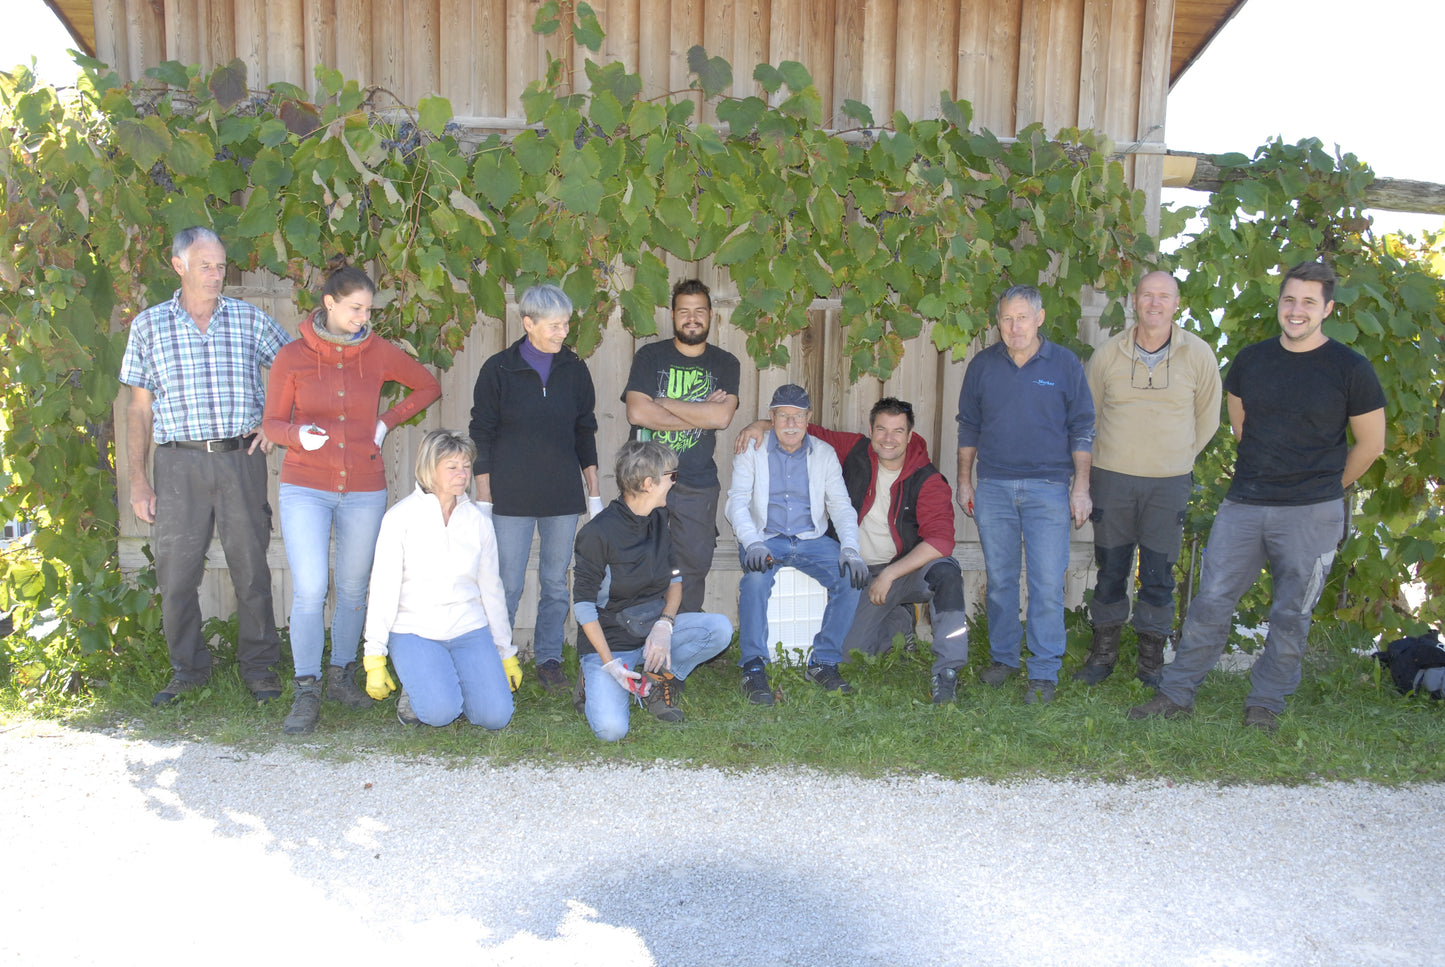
[148,161,178,194]
[382,122,422,160]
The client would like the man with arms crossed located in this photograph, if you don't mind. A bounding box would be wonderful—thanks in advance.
[1075,271,1221,687]
[623,279,741,612]
[1129,261,1385,731]
[121,227,291,707]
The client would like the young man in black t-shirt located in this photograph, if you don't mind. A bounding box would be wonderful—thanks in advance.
[623,280,741,612]
[1129,261,1386,732]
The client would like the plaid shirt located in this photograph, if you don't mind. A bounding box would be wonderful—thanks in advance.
[119,290,292,444]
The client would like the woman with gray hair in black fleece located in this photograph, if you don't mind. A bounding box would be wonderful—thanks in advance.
[469,283,602,695]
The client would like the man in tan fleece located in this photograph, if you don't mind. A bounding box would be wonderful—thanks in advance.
[1075,271,1221,686]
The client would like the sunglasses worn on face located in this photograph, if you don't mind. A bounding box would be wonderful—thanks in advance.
[663,470,679,482]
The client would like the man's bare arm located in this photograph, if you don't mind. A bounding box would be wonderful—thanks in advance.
[1342,407,1386,489]
[126,385,157,523]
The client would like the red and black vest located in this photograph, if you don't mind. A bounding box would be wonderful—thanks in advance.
[834,438,939,564]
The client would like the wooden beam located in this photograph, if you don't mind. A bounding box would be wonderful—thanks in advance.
[1164,150,1445,217]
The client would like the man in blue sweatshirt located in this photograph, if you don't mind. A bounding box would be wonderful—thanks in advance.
[955,285,1095,705]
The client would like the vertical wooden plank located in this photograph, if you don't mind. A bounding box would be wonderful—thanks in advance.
[505,0,540,113]
[333,0,371,88]
[831,0,863,124]
[128,0,166,81]
[637,0,670,102]
[1077,0,1110,131]
[1049,0,1085,132]
[893,0,957,121]
[1135,0,1173,232]
[371,0,405,97]
[233,0,267,87]
[769,0,831,116]
[1017,0,1084,134]
[205,0,236,74]
[404,0,441,100]
[959,0,1020,135]
[162,0,195,67]
[439,0,474,114]
[474,0,507,115]
[267,0,305,87]
[597,0,641,76]
[93,0,131,80]
[303,0,338,96]
[666,0,702,116]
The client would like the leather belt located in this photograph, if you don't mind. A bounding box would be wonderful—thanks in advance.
[160,434,255,453]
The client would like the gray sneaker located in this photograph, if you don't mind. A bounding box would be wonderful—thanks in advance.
[741,663,775,706]
[282,676,322,734]
[396,689,420,726]
[930,668,959,705]
[804,662,854,695]
[978,662,1020,688]
[1023,679,1055,705]
[325,662,374,709]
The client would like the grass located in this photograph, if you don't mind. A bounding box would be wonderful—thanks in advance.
[4,618,1444,784]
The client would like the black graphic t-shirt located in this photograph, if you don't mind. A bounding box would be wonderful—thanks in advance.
[623,340,741,489]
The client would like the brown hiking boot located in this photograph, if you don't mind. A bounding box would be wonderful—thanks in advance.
[1135,632,1169,687]
[642,670,684,723]
[1127,692,1193,721]
[1073,624,1121,685]
[537,659,571,695]
[325,662,374,709]
[1243,705,1279,733]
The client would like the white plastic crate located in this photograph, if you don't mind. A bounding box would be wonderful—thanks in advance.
[765,566,828,662]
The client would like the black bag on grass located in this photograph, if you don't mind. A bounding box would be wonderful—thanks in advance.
[1373,630,1445,699]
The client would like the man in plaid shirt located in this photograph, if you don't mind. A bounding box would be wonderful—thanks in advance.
[120,227,292,707]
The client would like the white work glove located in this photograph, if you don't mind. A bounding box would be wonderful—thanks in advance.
[478,501,493,521]
[298,425,329,451]
[643,619,673,672]
[373,420,387,447]
[587,495,604,519]
[602,658,647,695]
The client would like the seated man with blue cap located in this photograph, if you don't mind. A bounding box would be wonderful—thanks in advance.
[725,384,870,704]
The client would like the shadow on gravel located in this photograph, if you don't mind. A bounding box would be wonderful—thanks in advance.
[118,743,882,965]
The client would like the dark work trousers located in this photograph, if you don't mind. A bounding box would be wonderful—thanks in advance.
[1089,468,1193,637]
[842,557,969,675]
[666,481,719,613]
[152,444,279,684]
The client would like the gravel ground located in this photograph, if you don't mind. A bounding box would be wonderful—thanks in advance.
[2,723,1442,967]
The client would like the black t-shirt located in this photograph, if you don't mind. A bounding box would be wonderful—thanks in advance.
[1224,336,1385,505]
[622,340,741,489]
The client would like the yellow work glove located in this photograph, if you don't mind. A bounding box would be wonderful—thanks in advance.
[362,655,397,700]
[502,656,523,692]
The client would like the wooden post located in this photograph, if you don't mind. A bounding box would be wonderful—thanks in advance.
[303,0,338,95]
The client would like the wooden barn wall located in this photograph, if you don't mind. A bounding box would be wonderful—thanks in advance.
[106,0,1175,647]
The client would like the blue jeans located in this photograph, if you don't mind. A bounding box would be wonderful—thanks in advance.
[736,535,860,667]
[973,477,1071,683]
[492,513,579,666]
[1160,498,1344,713]
[278,484,389,679]
[387,627,514,728]
[579,612,733,741]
